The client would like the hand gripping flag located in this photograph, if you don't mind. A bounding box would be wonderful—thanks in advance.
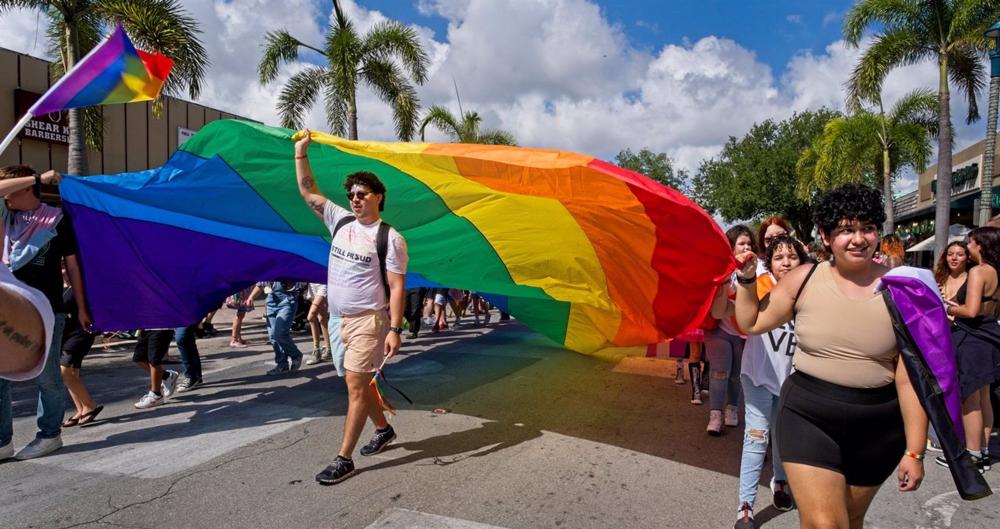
[879,267,992,501]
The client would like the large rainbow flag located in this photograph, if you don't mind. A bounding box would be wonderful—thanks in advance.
[59,120,735,354]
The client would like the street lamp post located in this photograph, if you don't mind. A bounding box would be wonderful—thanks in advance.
[979,21,1000,226]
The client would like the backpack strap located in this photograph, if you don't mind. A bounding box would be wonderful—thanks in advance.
[331,215,356,239]
[792,263,819,317]
[377,222,391,302]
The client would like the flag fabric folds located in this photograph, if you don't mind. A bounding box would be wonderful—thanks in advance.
[30,22,172,116]
[58,120,735,354]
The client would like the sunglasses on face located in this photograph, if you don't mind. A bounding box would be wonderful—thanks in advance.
[346,191,370,201]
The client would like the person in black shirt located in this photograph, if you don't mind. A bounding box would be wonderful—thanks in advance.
[1,165,91,460]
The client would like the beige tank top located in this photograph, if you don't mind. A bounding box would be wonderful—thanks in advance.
[792,261,898,388]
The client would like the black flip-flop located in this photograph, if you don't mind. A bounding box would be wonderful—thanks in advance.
[77,405,104,426]
[62,416,81,428]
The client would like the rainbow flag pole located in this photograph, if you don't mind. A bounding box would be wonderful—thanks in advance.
[0,22,173,158]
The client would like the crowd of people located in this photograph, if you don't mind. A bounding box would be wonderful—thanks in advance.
[3,149,999,528]
[670,185,1000,529]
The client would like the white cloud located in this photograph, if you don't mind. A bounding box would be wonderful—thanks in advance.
[0,7,49,59]
[0,0,991,196]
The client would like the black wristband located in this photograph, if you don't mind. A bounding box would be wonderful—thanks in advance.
[736,274,755,285]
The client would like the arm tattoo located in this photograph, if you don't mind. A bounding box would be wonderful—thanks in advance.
[310,199,325,215]
[301,174,315,190]
[0,319,43,354]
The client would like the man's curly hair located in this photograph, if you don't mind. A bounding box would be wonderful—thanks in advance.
[811,183,886,237]
[343,171,387,212]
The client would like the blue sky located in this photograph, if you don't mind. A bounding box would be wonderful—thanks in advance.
[352,0,855,77]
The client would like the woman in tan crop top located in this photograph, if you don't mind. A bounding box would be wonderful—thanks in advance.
[732,184,927,529]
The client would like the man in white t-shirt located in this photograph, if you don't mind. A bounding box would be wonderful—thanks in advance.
[292,131,408,485]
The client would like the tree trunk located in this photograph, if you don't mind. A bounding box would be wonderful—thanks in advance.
[883,146,894,233]
[348,90,358,141]
[980,75,1000,226]
[934,55,952,261]
[65,22,88,176]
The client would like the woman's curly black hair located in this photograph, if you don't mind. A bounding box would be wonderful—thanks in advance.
[811,183,886,237]
[970,226,1000,271]
[764,234,812,272]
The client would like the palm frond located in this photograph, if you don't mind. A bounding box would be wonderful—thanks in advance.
[419,105,462,141]
[843,0,926,46]
[361,21,429,84]
[0,0,48,15]
[94,0,209,100]
[323,82,349,137]
[948,0,1000,43]
[891,122,934,172]
[83,106,105,151]
[276,66,329,130]
[258,30,307,84]
[361,56,421,140]
[477,129,517,146]
[889,88,938,135]
[847,27,931,106]
[947,43,987,123]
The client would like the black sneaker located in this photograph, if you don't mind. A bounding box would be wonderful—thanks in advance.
[359,425,396,456]
[976,453,991,472]
[734,502,754,529]
[315,456,356,485]
[934,455,950,468]
[771,479,794,512]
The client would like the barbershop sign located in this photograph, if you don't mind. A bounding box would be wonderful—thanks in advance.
[14,89,70,145]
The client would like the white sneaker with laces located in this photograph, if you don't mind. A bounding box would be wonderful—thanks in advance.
[161,370,179,398]
[707,410,723,436]
[724,405,740,427]
[135,391,164,409]
[0,441,14,460]
[14,436,62,460]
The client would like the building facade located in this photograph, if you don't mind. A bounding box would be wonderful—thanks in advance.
[1,47,249,177]
[893,136,1000,242]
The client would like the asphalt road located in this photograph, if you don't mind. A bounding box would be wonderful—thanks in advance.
[1,311,997,528]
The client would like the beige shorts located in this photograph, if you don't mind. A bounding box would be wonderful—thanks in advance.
[341,309,387,373]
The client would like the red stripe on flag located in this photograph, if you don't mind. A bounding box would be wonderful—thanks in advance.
[138,50,174,82]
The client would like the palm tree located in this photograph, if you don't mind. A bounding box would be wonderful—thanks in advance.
[797,89,938,233]
[258,0,428,140]
[845,0,1000,257]
[0,0,208,175]
[419,106,517,145]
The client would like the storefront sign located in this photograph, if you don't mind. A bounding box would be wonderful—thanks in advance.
[14,89,69,144]
[178,127,196,147]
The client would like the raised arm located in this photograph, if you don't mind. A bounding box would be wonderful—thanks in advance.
[0,170,61,197]
[947,265,992,318]
[294,130,329,219]
[734,253,806,334]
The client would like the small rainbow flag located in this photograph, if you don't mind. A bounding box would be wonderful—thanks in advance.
[31,22,173,115]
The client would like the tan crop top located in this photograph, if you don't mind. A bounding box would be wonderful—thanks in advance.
[792,261,898,388]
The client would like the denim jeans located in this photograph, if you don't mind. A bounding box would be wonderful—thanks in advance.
[174,325,202,381]
[266,294,301,367]
[738,374,786,508]
[705,329,744,410]
[0,313,67,445]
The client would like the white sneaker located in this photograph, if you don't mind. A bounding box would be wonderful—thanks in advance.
[0,441,13,460]
[161,370,179,398]
[724,405,740,427]
[305,349,323,365]
[14,436,62,460]
[135,391,164,409]
[707,410,723,436]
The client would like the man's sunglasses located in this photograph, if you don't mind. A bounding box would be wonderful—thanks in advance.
[346,191,371,201]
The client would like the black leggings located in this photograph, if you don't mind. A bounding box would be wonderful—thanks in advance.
[776,371,905,486]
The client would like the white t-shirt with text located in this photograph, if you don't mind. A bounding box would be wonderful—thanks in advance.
[323,201,407,316]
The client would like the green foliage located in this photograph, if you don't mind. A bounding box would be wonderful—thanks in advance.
[797,89,937,199]
[258,0,429,140]
[419,105,517,145]
[613,148,688,191]
[692,108,841,239]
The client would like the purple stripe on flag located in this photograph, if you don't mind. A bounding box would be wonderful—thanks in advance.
[32,24,130,115]
[63,55,128,109]
[63,203,325,332]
